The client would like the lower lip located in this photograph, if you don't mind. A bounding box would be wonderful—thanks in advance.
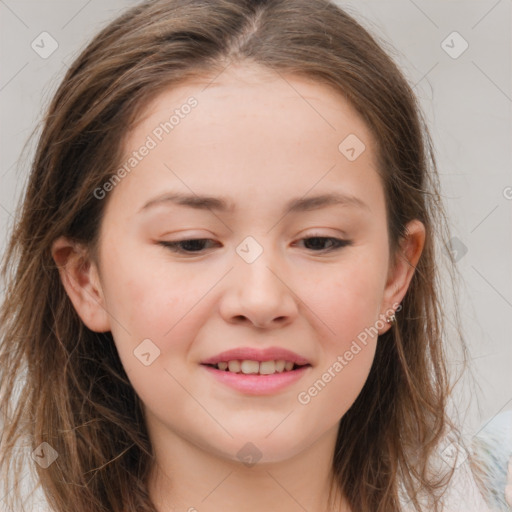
[201,365,311,395]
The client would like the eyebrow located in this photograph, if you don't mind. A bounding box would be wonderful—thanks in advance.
[139,191,371,215]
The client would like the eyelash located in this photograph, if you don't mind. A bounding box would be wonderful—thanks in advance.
[159,236,352,255]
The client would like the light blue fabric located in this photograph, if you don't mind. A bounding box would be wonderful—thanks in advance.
[470,410,512,511]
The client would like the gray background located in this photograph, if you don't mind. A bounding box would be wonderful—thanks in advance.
[0,0,511,508]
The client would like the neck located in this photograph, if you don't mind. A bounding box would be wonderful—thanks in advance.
[146,421,350,512]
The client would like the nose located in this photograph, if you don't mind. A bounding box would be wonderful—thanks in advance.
[219,247,299,329]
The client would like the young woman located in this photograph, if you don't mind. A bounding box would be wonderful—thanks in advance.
[0,1,503,511]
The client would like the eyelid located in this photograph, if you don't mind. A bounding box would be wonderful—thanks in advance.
[158,234,352,255]
[158,238,218,253]
[294,236,352,252]
[301,228,349,239]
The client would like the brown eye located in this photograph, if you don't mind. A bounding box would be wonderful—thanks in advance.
[159,239,218,254]
[297,237,352,252]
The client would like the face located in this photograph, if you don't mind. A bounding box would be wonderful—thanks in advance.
[61,63,421,466]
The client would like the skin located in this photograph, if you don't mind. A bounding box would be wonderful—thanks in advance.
[52,62,425,512]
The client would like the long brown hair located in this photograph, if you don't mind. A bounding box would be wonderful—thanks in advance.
[0,1,469,510]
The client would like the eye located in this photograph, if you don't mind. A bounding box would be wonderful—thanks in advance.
[295,236,352,252]
[159,238,218,254]
[159,236,352,254]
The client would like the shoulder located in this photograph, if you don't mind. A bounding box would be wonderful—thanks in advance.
[439,449,493,512]
[468,410,512,511]
[399,411,512,512]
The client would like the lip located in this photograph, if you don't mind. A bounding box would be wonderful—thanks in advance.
[202,364,311,395]
[200,346,310,365]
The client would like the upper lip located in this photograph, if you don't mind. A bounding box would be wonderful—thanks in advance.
[201,347,311,366]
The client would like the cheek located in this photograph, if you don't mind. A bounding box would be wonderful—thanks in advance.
[295,253,384,413]
[306,258,385,343]
[296,272,379,424]
[101,249,220,389]
[299,343,376,430]
[101,239,189,330]
[102,263,199,408]
[99,247,188,369]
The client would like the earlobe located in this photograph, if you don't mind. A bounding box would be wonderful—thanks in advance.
[51,236,111,332]
[379,219,426,334]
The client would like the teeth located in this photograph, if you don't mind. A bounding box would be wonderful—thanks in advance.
[259,360,276,374]
[228,360,241,373]
[213,359,303,374]
[240,360,259,374]
[275,360,286,372]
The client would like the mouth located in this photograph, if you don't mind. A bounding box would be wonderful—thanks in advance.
[201,359,312,375]
[200,359,312,395]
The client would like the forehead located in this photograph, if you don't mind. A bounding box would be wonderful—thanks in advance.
[128,63,375,151]
[109,63,384,219]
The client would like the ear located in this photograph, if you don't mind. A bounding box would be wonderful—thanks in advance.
[378,219,426,335]
[51,236,111,332]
